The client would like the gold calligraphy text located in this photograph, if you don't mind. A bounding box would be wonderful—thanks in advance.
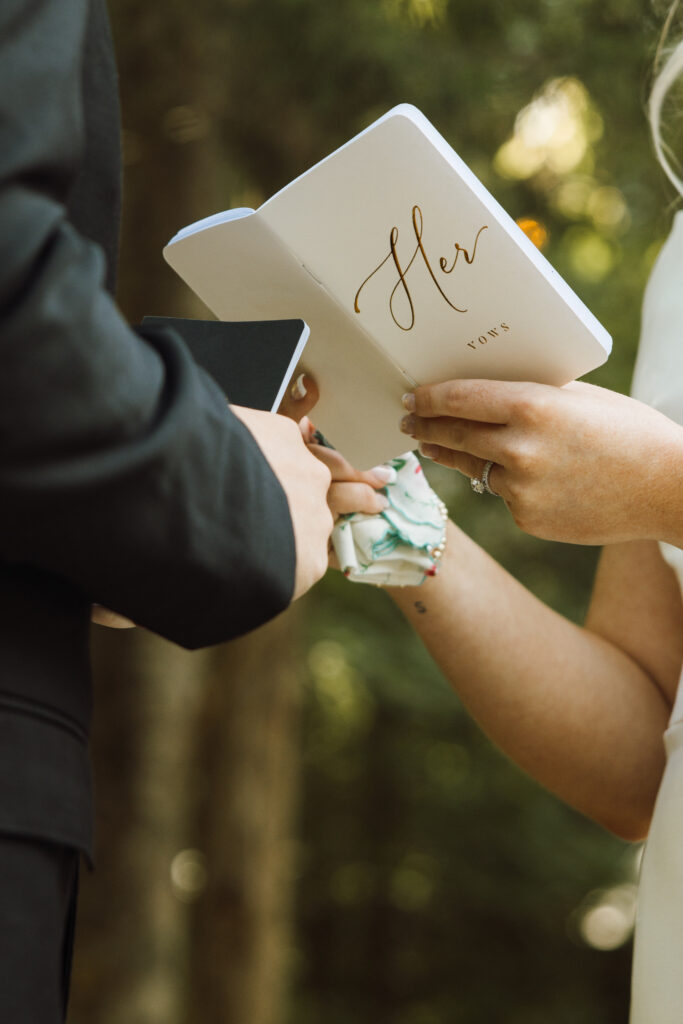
[354,206,488,331]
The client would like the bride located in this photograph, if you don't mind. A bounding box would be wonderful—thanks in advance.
[309,6,683,1020]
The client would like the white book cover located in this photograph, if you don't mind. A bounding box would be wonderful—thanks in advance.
[164,103,612,467]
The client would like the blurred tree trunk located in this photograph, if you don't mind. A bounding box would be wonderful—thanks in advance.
[187,623,300,1024]
[68,4,301,1023]
[70,632,209,1024]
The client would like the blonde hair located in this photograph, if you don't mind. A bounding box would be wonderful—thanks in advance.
[650,0,683,193]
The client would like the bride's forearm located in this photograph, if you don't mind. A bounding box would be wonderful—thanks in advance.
[388,522,671,840]
[652,424,683,549]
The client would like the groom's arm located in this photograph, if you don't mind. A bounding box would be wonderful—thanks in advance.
[0,0,328,648]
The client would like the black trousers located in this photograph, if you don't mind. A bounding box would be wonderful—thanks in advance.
[0,835,79,1023]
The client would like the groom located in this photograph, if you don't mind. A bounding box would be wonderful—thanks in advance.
[0,1,333,1020]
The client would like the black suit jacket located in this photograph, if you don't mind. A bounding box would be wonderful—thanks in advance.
[0,0,296,860]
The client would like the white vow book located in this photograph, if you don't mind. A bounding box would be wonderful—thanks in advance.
[164,104,611,467]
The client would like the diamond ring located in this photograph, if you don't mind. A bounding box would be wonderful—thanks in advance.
[482,460,497,496]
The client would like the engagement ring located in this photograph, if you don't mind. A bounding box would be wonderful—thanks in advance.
[482,460,497,496]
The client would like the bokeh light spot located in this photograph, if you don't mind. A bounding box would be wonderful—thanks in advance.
[565,227,617,282]
[578,885,637,951]
[170,848,208,903]
[516,217,550,250]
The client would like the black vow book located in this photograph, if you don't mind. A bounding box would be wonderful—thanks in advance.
[141,316,309,411]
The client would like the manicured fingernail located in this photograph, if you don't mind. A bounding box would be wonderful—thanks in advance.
[419,443,438,459]
[402,393,416,412]
[400,414,416,435]
[300,416,315,443]
[370,465,398,485]
[290,373,307,400]
[377,495,390,510]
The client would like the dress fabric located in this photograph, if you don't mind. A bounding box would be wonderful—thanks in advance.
[629,210,683,1023]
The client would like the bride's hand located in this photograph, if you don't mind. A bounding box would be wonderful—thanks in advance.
[306,442,393,570]
[277,371,319,421]
[401,379,683,546]
[91,605,136,628]
[306,440,393,520]
[278,370,395,524]
[278,370,393,518]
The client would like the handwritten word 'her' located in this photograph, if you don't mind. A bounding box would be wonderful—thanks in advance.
[354,205,488,331]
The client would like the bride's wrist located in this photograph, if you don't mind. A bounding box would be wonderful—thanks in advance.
[387,521,459,603]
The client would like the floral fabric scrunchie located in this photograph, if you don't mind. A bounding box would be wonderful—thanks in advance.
[331,452,448,586]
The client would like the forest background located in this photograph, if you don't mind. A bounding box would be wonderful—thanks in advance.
[68,0,680,1021]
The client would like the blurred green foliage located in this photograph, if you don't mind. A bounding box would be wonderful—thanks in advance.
[114,0,677,1019]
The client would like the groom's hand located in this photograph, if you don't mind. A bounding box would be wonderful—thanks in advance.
[232,405,333,600]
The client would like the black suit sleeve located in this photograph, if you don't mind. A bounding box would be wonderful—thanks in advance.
[0,0,296,648]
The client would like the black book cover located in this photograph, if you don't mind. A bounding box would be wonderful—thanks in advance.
[141,316,309,411]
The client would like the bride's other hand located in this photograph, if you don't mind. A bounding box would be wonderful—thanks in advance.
[277,372,319,421]
[401,379,683,546]
[277,369,394,518]
[91,605,136,628]
[307,444,393,520]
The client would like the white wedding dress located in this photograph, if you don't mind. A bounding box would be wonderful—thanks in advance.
[628,210,683,1023]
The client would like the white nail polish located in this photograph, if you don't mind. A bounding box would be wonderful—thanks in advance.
[290,373,307,400]
[370,465,398,485]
